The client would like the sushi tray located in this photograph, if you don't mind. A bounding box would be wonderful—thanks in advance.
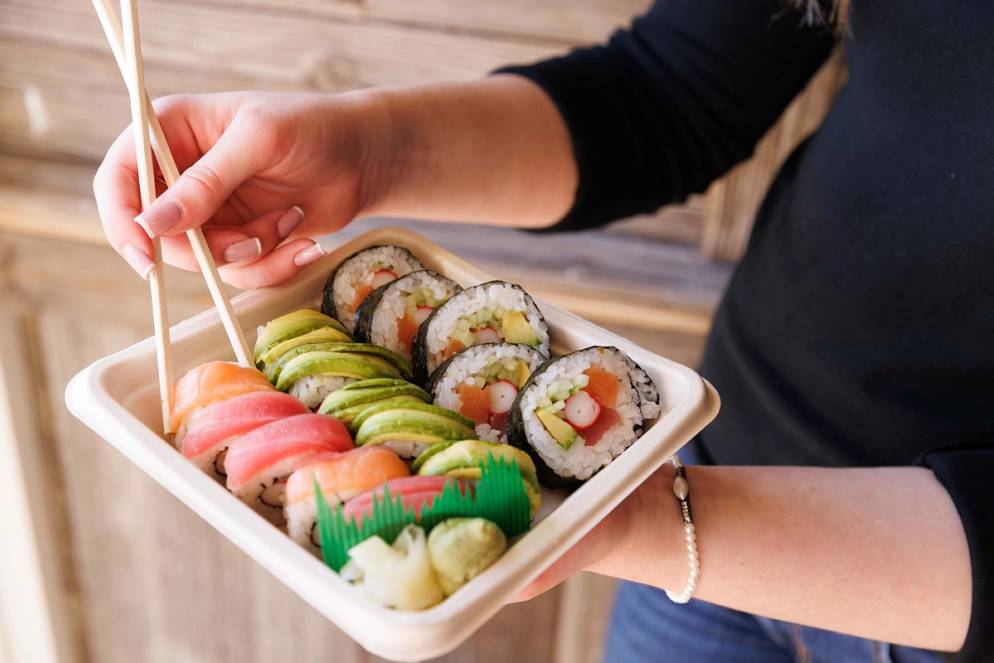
[65,226,720,661]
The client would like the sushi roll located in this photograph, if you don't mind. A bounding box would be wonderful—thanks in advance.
[284,446,411,550]
[224,413,354,521]
[178,391,308,478]
[506,346,661,487]
[353,402,477,459]
[321,245,425,333]
[354,271,461,360]
[412,281,550,384]
[170,361,274,435]
[414,439,541,514]
[318,378,431,431]
[272,345,412,409]
[427,343,545,442]
[253,309,351,369]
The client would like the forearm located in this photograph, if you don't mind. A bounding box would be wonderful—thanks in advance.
[356,75,577,228]
[603,464,972,651]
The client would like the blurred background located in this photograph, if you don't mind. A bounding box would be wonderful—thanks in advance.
[0,1,843,661]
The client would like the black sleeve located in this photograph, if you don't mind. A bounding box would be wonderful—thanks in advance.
[497,1,836,231]
[918,443,994,662]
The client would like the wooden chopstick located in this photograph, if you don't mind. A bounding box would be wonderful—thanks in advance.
[92,0,254,368]
[118,0,173,434]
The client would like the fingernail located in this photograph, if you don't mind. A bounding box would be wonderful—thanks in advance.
[223,237,262,263]
[277,206,304,239]
[293,242,326,268]
[123,243,155,280]
[135,199,182,237]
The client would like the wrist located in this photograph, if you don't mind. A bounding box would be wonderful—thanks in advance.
[344,87,403,218]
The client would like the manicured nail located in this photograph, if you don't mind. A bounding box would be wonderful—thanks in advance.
[293,242,326,267]
[135,199,182,237]
[223,237,262,263]
[122,243,155,280]
[277,206,304,239]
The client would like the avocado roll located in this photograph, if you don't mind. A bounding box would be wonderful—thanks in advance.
[427,343,545,442]
[274,346,411,409]
[354,270,461,361]
[353,402,477,459]
[412,281,550,384]
[506,346,661,488]
[253,309,350,369]
[321,245,425,333]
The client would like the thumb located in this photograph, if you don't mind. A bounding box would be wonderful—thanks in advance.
[135,115,264,238]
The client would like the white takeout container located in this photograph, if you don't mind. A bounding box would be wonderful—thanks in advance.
[65,227,719,661]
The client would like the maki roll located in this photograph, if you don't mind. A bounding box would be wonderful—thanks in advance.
[170,361,274,435]
[178,391,308,478]
[224,413,353,521]
[506,346,661,487]
[284,447,411,550]
[412,281,550,384]
[428,343,545,442]
[321,245,425,333]
[354,271,461,360]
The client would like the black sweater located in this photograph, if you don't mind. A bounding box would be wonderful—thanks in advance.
[501,1,994,659]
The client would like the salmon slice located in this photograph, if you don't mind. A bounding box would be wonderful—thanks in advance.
[170,361,273,432]
[582,407,622,446]
[456,382,490,424]
[285,446,411,507]
[352,283,374,312]
[583,367,621,408]
[396,312,420,355]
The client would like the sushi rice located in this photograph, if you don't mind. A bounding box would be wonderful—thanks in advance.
[289,374,357,409]
[361,271,461,358]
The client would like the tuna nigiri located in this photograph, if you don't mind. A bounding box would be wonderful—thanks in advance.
[284,446,410,548]
[178,391,309,478]
[171,361,274,433]
[342,475,466,525]
[224,414,353,519]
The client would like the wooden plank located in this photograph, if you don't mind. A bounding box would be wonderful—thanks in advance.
[365,0,652,44]
[0,303,84,663]
[701,51,847,261]
[1,233,368,663]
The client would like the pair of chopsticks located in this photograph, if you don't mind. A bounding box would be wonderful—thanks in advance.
[93,0,254,435]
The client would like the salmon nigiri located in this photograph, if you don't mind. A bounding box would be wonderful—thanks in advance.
[170,361,274,433]
[224,413,353,518]
[178,391,308,477]
[284,446,410,549]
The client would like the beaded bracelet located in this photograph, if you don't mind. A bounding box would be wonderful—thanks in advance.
[664,456,700,604]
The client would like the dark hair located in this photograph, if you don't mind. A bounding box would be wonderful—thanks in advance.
[791,0,849,28]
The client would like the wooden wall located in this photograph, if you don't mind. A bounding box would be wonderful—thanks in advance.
[0,1,843,662]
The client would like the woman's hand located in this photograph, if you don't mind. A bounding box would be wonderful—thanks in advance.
[94,78,577,287]
[94,90,382,288]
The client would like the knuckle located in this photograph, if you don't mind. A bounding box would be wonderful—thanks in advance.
[237,106,285,152]
[181,163,225,198]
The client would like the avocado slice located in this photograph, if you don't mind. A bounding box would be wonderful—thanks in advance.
[501,311,539,346]
[355,407,477,448]
[318,381,430,417]
[416,439,541,514]
[258,326,353,367]
[275,351,402,391]
[253,309,348,363]
[329,395,429,431]
[535,409,577,450]
[265,342,412,383]
[339,378,413,391]
[515,358,531,388]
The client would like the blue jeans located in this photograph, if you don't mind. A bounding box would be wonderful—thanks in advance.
[604,440,942,663]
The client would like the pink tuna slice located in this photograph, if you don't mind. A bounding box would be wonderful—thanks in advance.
[180,391,309,460]
[342,475,470,524]
[224,413,353,491]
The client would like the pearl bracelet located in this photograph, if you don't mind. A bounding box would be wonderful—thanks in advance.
[664,456,700,604]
